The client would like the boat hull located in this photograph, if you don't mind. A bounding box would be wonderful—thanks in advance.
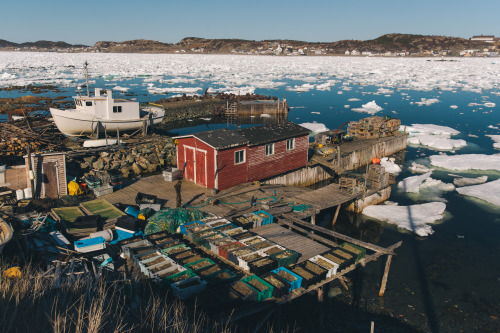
[50,108,165,137]
[0,220,13,254]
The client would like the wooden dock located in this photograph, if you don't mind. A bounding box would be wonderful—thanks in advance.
[252,223,329,263]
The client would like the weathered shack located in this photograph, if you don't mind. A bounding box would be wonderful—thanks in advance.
[174,122,309,190]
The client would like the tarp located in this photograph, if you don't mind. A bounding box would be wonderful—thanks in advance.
[68,181,83,196]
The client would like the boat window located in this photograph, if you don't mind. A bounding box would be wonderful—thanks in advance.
[113,106,122,113]
[86,101,93,106]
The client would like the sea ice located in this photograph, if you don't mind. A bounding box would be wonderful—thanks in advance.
[484,102,496,108]
[450,105,458,109]
[456,179,500,206]
[453,176,488,187]
[398,171,432,192]
[347,98,361,102]
[430,154,500,171]
[380,157,401,174]
[403,124,466,150]
[113,86,130,92]
[362,202,447,236]
[409,162,431,173]
[415,98,440,106]
[299,122,328,134]
[351,100,383,114]
[486,135,500,149]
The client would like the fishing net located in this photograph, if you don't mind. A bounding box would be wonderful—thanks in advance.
[144,208,206,235]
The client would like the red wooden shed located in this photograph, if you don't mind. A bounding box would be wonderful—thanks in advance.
[174,122,310,190]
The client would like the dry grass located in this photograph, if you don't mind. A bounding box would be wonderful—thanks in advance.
[0,262,234,333]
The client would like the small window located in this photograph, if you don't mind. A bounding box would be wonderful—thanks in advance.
[287,138,295,151]
[265,143,274,156]
[235,149,245,164]
[113,106,122,113]
[86,101,93,106]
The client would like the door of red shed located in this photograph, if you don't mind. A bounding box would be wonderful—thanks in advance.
[195,149,207,187]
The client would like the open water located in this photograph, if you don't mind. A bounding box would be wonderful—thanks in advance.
[1,61,499,332]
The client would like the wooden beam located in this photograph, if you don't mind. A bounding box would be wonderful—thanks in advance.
[378,254,393,296]
[283,214,396,254]
[331,204,341,226]
[277,220,338,249]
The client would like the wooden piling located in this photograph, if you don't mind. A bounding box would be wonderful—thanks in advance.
[331,204,341,226]
[379,254,393,296]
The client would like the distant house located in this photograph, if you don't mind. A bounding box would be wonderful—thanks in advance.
[470,35,495,43]
[351,50,360,56]
[345,50,350,55]
[174,122,310,190]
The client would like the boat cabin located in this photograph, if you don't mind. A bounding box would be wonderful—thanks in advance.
[74,88,139,120]
[174,122,310,190]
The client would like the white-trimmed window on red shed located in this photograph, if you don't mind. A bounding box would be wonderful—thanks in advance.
[235,149,246,164]
[265,143,274,156]
[287,138,295,151]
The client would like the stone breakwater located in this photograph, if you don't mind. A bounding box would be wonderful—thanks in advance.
[73,137,177,180]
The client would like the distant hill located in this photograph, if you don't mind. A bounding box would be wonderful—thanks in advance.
[0,34,494,55]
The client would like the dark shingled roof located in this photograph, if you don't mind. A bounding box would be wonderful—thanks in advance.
[191,129,249,150]
[177,122,310,150]
[238,122,310,147]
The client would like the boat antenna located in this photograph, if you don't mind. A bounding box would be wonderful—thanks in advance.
[84,61,90,97]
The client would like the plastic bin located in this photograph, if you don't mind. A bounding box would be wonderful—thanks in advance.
[309,255,339,278]
[135,192,158,205]
[271,267,303,291]
[205,218,231,228]
[241,236,266,247]
[232,215,254,229]
[205,269,238,286]
[270,249,300,267]
[236,250,264,271]
[184,258,216,272]
[218,242,245,259]
[214,223,239,233]
[339,242,366,262]
[107,169,123,182]
[191,229,219,248]
[253,210,274,226]
[232,231,256,242]
[163,269,197,286]
[230,280,258,301]
[243,213,262,228]
[260,272,289,298]
[227,246,256,267]
[251,240,276,252]
[155,263,187,280]
[85,175,102,189]
[121,239,154,258]
[162,167,181,182]
[74,236,106,253]
[209,237,235,254]
[222,227,244,237]
[241,275,273,301]
[170,277,207,299]
[162,244,190,256]
[259,244,286,256]
[179,221,207,237]
[248,256,278,275]
[330,248,357,268]
[296,261,327,287]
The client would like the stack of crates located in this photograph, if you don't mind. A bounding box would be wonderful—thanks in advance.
[85,175,102,189]
[366,164,389,190]
[107,169,123,190]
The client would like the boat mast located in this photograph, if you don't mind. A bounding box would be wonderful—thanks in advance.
[84,61,90,97]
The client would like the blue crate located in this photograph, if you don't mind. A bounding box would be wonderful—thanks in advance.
[115,228,144,242]
[253,210,274,226]
[179,221,206,236]
[271,267,303,291]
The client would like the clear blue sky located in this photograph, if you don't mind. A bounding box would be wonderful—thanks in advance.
[2,0,499,45]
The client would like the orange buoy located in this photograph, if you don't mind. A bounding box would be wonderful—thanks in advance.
[372,158,381,164]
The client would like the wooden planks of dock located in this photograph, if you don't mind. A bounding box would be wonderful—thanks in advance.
[252,223,329,263]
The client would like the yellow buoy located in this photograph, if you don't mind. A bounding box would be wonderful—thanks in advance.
[318,144,323,148]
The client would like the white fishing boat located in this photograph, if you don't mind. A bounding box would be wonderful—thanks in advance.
[49,62,165,137]
[0,218,13,254]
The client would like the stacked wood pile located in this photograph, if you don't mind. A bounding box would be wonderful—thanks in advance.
[339,176,362,195]
[0,122,63,162]
[347,116,401,139]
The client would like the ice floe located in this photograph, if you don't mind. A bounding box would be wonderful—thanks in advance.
[380,157,401,174]
[351,100,383,114]
[113,86,130,92]
[430,154,500,171]
[453,176,488,187]
[398,171,455,194]
[486,135,500,149]
[299,122,328,134]
[415,98,439,106]
[403,124,466,150]
[409,162,431,173]
[450,105,458,109]
[347,98,361,102]
[456,179,500,206]
[362,202,447,236]
[484,102,496,108]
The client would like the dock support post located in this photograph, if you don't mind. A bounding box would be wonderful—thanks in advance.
[117,127,120,144]
[174,180,182,208]
[337,146,341,165]
[142,119,148,137]
[378,254,393,296]
[104,126,108,147]
[311,214,316,225]
[331,204,341,226]
[318,287,324,329]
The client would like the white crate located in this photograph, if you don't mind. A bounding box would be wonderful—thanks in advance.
[162,168,182,182]
[93,184,113,197]
[309,255,339,278]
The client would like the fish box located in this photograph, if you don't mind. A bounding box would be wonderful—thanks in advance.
[271,267,303,291]
[248,256,278,275]
[74,236,106,253]
[218,242,246,259]
[261,272,289,298]
[93,184,113,197]
[161,244,190,256]
[243,213,262,228]
[205,218,231,228]
[309,255,339,278]
[232,215,254,229]
[231,231,256,242]
[228,246,256,267]
[288,264,316,289]
[184,258,216,272]
[162,168,182,182]
[209,237,235,254]
[170,277,207,300]
[163,269,197,287]
[221,227,245,238]
[339,242,366,262]
[269,249,300,267]
[205,269,238,286]
[179,221,207,237]
[297,261,328,286]
[241,235,266,247]
[241,275,273,301]
[252,210,274,226]
[230,280,258,301]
